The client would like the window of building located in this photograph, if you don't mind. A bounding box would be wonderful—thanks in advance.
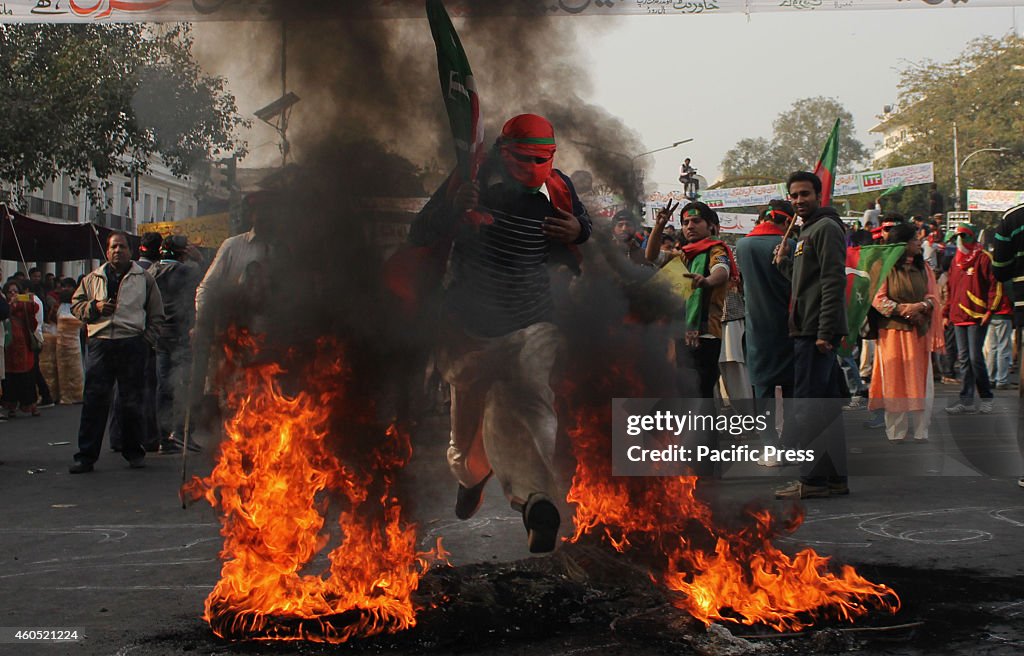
[167,199,176,221]
[156,197,165,220]
[144,194,152,222]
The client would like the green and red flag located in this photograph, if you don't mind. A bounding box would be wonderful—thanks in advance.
[426,0,484,185]
[813,118,841,208]
[839,243,906,355]
[383,1,485,317]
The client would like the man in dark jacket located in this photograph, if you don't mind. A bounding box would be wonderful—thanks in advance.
[149,235,203,454]
[735,199,796,462]
[774,171,849,499]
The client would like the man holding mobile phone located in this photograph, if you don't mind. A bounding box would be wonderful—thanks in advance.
[68,231,164,474]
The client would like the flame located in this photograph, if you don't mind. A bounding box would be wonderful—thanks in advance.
[184,330,441,643]
[563,364,900,633]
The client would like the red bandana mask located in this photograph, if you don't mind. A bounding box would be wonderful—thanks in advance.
[498,114,556,190]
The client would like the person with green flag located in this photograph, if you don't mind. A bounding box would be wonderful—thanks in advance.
[774,171,849,500]
[409,114,592,554]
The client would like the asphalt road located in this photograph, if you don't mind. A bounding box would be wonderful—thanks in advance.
[1,388,1022,656]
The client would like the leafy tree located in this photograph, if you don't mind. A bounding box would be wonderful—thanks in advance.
[0,23,247,207]
[881,35,1024,225]
[720,97,870,182]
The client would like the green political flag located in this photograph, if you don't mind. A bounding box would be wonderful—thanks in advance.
[840,243,906,356]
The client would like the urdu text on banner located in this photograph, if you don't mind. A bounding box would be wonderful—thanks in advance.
[966,189,1024,212]
[4,0,1024,22]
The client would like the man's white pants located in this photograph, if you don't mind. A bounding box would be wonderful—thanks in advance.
[438,322,564,507]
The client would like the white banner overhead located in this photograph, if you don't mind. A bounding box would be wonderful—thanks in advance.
[967,189,1024,212]
[647,161,934,211]
[2,0,1024,22]
[833,162,934,197]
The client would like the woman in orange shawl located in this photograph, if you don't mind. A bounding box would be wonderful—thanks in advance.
[868,222,945,441]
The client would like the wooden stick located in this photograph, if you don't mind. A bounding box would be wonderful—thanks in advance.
[772,214,798,266]
[179,403,192,509]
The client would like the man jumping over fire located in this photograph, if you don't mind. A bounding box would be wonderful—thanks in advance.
[408,114,592,553]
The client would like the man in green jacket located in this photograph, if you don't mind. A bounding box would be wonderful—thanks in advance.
[774,171,849,499]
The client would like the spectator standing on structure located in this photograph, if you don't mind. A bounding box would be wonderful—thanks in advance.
[678,158,698,199]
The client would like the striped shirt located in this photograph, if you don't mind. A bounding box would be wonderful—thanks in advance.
[447,189,555,336]
[410,168,591,338]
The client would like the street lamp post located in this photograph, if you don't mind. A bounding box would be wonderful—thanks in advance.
[627,138,693,214]
[572,138,693,215]
[953,122,960,211]
[952,121,1009,210]
[629,138,695,166]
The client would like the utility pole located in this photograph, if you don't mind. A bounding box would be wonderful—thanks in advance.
[280,20,289,166]
[953,122,961,211]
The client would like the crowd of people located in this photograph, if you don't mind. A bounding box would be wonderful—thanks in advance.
[0,232,208,471]
[64,195,273,474]
[404,112,1024,554]
[0,268,85,420]
[611,176,1024,498]
[6,112,1018,556]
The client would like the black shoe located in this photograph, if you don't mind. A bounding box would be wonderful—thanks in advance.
[69,461,94,474]
[158,443,182,455]
[455,471,492,520]
[127,457,146,469]
[523,492,560,553]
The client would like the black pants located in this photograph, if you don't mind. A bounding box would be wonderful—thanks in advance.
[74,337,149,465]
[677,337,722,476]
[32,356,51,404]
[941,323,959,378]
[677,337,722,399]
[109,345,159,451]
[792,337,847,487]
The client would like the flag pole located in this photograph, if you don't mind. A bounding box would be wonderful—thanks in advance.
[773,118,840,265]
[773,215,798,265]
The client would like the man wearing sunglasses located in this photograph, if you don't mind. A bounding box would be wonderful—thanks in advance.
[409,114,591,553]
